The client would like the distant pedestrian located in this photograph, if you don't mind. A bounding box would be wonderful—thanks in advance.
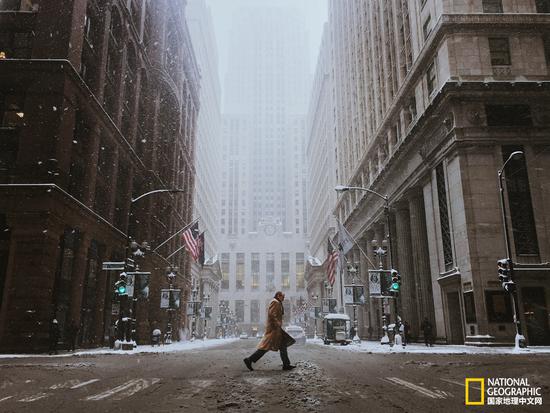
[421,317,434,347]
[350,326,356,340]
[243,291,296,371]
[403,321,411,344]
[49,319,59,355]
[367,325,373,340]
[152,328,162,346]
[66,320,79,352]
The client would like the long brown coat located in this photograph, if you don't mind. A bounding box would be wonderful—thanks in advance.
[257,298,294,351]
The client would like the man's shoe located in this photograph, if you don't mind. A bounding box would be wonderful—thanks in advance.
[243,358,254,371]
[282,365,296,371]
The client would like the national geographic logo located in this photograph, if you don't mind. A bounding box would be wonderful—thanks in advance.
[465,378,543,406]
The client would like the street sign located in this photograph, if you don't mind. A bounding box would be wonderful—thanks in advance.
[344,285,366,305]
[368,270,392,297]
[102,261,125,271]
[160,289,181,309]
[124,273,135,297]
[127,271,150,299]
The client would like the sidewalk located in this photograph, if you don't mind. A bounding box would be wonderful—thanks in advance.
[309,338,550,354]
[0,338,239,359]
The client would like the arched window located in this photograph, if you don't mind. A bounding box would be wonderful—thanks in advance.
[103,9,123,116]
[121,45,137,138]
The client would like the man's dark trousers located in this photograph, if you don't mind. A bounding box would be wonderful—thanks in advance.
[249,342,290,366]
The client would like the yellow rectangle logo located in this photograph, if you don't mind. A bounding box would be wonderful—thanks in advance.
[465,378,485,405]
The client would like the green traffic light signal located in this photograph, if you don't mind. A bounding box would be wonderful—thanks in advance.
[391,282,400,291]
[117,284,127,294]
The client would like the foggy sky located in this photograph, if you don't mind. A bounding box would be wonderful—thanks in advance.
[205,0,328,87]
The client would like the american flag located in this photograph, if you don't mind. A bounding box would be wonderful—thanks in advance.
[326,238,339,286]
[182,222,200,261]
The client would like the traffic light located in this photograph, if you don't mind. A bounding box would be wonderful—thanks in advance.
[115,273,128,296]
[390,269,401,294]
[497,259,515,293]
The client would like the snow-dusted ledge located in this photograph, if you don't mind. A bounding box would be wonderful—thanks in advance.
[309,338,550,355]
[0,338,239,359]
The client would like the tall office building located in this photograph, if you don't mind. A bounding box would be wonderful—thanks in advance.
[218,4,310,332]
[187,0,223,338]
[324,0,550,345]
[0,0,200,351]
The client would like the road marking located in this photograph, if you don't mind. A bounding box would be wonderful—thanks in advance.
[441,378,481,391]
[0,396,14,402]
[384,377,447,399]
[177,379,215,400]
[18,392,52,402]
[111,378,160,401]
[85,378,160,401]
[50,380,82,389]
[70,379,100,389]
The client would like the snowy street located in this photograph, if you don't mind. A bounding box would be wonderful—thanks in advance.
[1,338,549,412]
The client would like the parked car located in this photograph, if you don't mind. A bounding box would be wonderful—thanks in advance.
[239,332,249,339]
[285,325,306,345]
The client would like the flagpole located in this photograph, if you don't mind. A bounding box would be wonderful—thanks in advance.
[334,217,377,269]
[165,244,187,261]
[152,217,200,253]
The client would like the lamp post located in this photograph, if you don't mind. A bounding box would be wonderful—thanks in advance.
[498,151,526,349]
[347,263,361,343]
[121,188,185,349]
[312,293,319,339]
[203,293,210,340]
[372,239,390,345]
[334,185,393,268]
[164,266,178,345]
[189,284,200,341]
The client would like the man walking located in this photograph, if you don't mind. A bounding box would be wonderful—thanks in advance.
[244,291,296,371]
[421,317,434,347]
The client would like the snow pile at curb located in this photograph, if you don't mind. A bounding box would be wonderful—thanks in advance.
[0,338,239,359]
[309,338,550,355]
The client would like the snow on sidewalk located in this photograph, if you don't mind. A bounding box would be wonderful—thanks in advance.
[0,338,239,359]
[309,338,550,354]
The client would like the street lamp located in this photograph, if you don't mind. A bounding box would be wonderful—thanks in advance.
[311,293,319,339]
[164,266,179,344]
[117,188,185,349]
[498,150,526,349]
[203,293,210,340]
[347,263,361,343]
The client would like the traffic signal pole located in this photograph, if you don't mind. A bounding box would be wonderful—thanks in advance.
[498,151,526,349]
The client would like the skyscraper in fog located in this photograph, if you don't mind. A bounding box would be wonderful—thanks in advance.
[218,4,310,331]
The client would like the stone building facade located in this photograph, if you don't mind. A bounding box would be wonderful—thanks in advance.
[0,0,200,352]
[325,0,550,345]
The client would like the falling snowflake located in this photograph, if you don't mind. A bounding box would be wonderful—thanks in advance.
[52,106,57,111]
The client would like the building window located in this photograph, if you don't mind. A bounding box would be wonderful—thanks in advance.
[0,93,25,128]
[281,253,290,289]
[250,300,260,323]
[235,300,244,323]
[266,253,275,291]
[436,163,454,271]
[488,37,511,66]
[463,292,477,323]
[482,0,503,13]
[486,105,532,127]
[221,253,229,289]
[296,253,305,289]
[485,290,513,322]
[426,62,437,95]
[502,145,539,256]
[422,15,432,40]
[536,0,550,13]
[543,36,550,68]
[251,253,260,289]
[236,253,244,289]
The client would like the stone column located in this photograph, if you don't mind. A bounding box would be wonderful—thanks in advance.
[395,204,419,338]
[409,190,436,335]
